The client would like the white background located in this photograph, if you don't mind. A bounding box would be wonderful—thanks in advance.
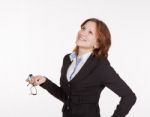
[0,0,149,117]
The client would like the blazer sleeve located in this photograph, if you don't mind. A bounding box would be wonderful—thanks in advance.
[39,54,68,103]
[101,58,137,117]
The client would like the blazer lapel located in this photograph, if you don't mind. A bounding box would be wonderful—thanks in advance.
[62,53,99,83]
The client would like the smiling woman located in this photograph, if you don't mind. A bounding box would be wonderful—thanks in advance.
[26,18,136,117]
[74,18,111,58]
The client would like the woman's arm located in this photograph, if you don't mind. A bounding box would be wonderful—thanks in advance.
[101,58,137,117]
[40,77,66,102]
[40,54,68,103]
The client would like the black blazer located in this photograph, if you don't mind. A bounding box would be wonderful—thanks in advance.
[40,53,136,117]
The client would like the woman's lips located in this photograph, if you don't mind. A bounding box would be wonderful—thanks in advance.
[78,37,87,41]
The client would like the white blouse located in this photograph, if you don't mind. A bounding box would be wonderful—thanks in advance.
[66,51,92,82]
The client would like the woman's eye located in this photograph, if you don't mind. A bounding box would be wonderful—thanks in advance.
[89,31,93,34]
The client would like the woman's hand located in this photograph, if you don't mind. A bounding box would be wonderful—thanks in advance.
[26,75,46,86]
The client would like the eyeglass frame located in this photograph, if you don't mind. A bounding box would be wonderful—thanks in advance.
[27,74,37,95]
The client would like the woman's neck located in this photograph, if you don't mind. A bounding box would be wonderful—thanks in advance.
[78,47,93,57]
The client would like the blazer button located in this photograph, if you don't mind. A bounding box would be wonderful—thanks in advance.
[67,106,70,110]
[67,96,70,99]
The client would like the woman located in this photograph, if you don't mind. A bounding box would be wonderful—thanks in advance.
[27,18,136,117]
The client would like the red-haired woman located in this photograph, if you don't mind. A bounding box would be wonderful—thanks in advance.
[27,18,136,117]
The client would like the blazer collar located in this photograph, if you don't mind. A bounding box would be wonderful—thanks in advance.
[63,52,99,83]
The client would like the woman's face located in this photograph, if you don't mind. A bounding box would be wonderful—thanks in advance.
[76,21,99,50]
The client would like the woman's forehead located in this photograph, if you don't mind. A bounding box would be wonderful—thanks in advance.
[83,21,97,32]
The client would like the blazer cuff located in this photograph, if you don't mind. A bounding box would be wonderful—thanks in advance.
[39,77,52,89]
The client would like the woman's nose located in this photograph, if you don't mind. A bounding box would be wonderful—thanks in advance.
[80,30,87,36]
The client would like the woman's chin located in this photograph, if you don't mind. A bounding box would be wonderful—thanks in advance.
[76,43,85,48]
[76,41,86,46]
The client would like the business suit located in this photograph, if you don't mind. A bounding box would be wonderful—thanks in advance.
[40,53,136,117]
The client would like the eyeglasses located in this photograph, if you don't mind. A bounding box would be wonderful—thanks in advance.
[27,74,37,95]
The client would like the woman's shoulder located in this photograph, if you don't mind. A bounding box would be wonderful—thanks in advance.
[63,53,71,59]
[62,53,72,63]
[95,55,111,67]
